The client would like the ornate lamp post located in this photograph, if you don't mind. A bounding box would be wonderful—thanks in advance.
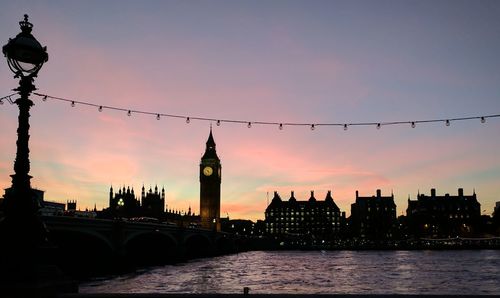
[0,15,75,294]
[0,15,71,294]
[2,14,48,227]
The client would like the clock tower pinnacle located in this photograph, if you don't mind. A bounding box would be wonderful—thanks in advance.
[200,127,221,231]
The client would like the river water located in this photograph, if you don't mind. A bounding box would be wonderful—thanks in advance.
[80,250,500,295]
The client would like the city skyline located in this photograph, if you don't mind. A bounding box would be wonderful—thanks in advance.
[1,0,500,221]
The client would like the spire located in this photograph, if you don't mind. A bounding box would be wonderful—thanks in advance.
[202,127,219,160]
[207,126,215,148]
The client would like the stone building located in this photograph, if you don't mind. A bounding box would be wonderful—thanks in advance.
[349,189,397,240]
[406,188,481,238]
[265,190,343,240]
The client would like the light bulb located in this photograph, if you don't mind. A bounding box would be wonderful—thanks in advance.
[42,95,47,101]
[98,106,103,112]
[216,120,221,126]
[343,124,348,131]
[411,122,416,128]
[127,110,131,116]
[311,124,315,130]
[156,114,161,120]
[247,122,252,128]
[0,99,3,105]
[279,123,283,130]
[481,117,486,123]
[376,123,381,129]
[71,101,75,107]
[186,117,190,124]
[445,119,450,126]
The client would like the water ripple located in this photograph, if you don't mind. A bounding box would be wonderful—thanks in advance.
[81,250,500,295]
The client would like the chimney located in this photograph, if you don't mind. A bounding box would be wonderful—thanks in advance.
[431,188,436,197]
[376,189,381,197]
[458,188,464,197]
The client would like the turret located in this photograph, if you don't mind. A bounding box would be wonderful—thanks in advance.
[308,190,316,202]
[325,190,334,203]
[272,191,282,202]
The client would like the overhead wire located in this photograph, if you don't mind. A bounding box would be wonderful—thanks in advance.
[1,92,498,130]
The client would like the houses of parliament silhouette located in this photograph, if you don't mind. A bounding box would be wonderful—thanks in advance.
[102,128,222,231]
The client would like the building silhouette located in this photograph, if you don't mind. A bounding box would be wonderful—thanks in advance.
[141,185,166,219]
[265,190,343,240]
[199,128,222,231]
[101,131,226,227]
[107,185,165,219]
[349,189,397,240]
[108,186,141,217]
[406,188,480,238]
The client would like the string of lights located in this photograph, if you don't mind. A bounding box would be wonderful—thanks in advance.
[1,92,499,130]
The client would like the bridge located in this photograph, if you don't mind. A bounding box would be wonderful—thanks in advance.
[42,216,237,277]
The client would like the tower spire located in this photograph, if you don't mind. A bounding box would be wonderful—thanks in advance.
[202,127,219,160]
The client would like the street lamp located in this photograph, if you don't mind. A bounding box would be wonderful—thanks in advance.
[0,15,75,294]
[2,14,48,222]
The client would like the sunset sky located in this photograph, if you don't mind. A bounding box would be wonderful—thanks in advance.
[1,0,499,221]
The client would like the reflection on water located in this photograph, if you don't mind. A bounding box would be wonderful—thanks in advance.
[81,250,500,295]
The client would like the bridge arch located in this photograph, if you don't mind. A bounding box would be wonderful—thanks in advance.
[183,233,214,258]
[124,231,179,265]
[215,235,236,255]
[48,229,115,277]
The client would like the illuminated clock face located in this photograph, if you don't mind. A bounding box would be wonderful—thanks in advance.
[203,166,213,176]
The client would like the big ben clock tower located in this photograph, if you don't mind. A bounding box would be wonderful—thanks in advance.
[200,127,221,231]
